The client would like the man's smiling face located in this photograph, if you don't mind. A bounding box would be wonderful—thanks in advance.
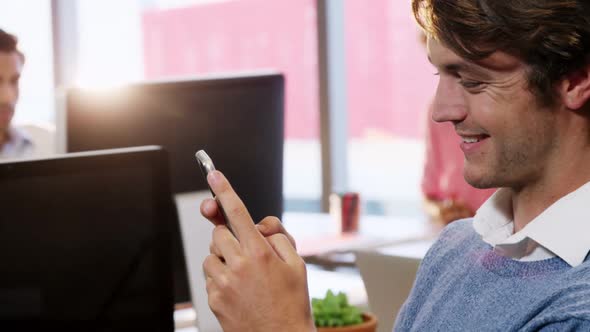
[427,38,562,190]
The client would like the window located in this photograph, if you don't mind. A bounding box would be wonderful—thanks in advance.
[75,0,322,212]
[344,0,437,217]
[59,0,436,217]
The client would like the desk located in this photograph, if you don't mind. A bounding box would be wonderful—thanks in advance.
[283,212,439,265]
[375,239,434,258]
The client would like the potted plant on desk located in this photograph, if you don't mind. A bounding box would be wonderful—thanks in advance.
[312,290,377,332]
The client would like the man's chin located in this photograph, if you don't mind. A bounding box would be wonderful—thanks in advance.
[464,168,497,189]
[0,121,10,131]
[0,113,13,129]
[0,123,10,139]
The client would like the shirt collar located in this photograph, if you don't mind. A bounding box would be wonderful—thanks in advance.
[1,126,33,157]
[473,182,590,267]
[8,126,32,143]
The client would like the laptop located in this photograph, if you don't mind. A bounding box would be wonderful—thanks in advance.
[0,146,175,331]
[175,191,222,331]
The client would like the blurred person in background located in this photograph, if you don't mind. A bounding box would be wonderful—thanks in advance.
[0,28,54,159]
[0,28,34,159]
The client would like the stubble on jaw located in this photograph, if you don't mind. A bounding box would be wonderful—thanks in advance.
[464,110,558,191]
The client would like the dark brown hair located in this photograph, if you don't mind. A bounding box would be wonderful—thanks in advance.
[0,29,24,63]
[412,0,590,105]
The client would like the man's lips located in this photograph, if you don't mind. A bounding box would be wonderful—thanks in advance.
[458,134,489,143]
[457,133,490,154]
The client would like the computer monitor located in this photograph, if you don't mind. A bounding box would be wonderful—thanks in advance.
[0,146,175,330]
[65,72,285,303]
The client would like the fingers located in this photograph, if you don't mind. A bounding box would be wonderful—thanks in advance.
[203,253,226,280]
[203,254,228,314]
[256,216,297,250]
[207,170,265,248]
[210,242,221,258]
[200,198,226,226]
[267,233,302,265]
[212,225,241,265]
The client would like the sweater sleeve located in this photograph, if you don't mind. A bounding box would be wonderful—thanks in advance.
[537,318,590,332]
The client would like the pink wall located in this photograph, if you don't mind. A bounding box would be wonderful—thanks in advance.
[141,0,436,139]
[344,0,436,139]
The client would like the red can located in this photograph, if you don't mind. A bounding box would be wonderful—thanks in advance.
[330,192,361,234]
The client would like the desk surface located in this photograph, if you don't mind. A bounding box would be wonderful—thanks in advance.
[283,212,439,258]
[376,239,435,259]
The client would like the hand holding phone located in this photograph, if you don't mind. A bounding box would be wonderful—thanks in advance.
[195,150,234,236]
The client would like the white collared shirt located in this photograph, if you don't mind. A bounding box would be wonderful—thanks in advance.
[0,126,34,159]
[473,182,590,267]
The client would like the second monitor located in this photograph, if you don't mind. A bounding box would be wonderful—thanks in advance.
[66,72,284,221]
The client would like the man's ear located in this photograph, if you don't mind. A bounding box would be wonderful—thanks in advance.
[561,62,590,110]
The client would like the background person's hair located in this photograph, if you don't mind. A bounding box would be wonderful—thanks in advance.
[0,29,25,63]
[412,0,590,106]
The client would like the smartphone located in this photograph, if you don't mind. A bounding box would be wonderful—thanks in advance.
[195,150,234,236]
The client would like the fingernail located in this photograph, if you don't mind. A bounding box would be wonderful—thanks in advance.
[204,201,215,215]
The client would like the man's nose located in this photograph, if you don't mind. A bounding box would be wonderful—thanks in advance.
[431,78,467,124]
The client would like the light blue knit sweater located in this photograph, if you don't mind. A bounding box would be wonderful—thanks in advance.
[394,219,590,331]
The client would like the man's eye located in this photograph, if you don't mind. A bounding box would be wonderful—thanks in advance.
[459,80,484,89]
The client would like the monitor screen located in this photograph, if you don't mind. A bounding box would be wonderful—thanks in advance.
[0,147,175,330]
[65,73,285,303]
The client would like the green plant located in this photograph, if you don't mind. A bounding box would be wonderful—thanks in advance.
[312,290,363,328]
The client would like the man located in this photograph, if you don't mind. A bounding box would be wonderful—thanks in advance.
[201,0,590,330]
[0,28,31,158]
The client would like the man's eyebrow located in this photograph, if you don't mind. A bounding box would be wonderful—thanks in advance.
[428,55,492,78]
